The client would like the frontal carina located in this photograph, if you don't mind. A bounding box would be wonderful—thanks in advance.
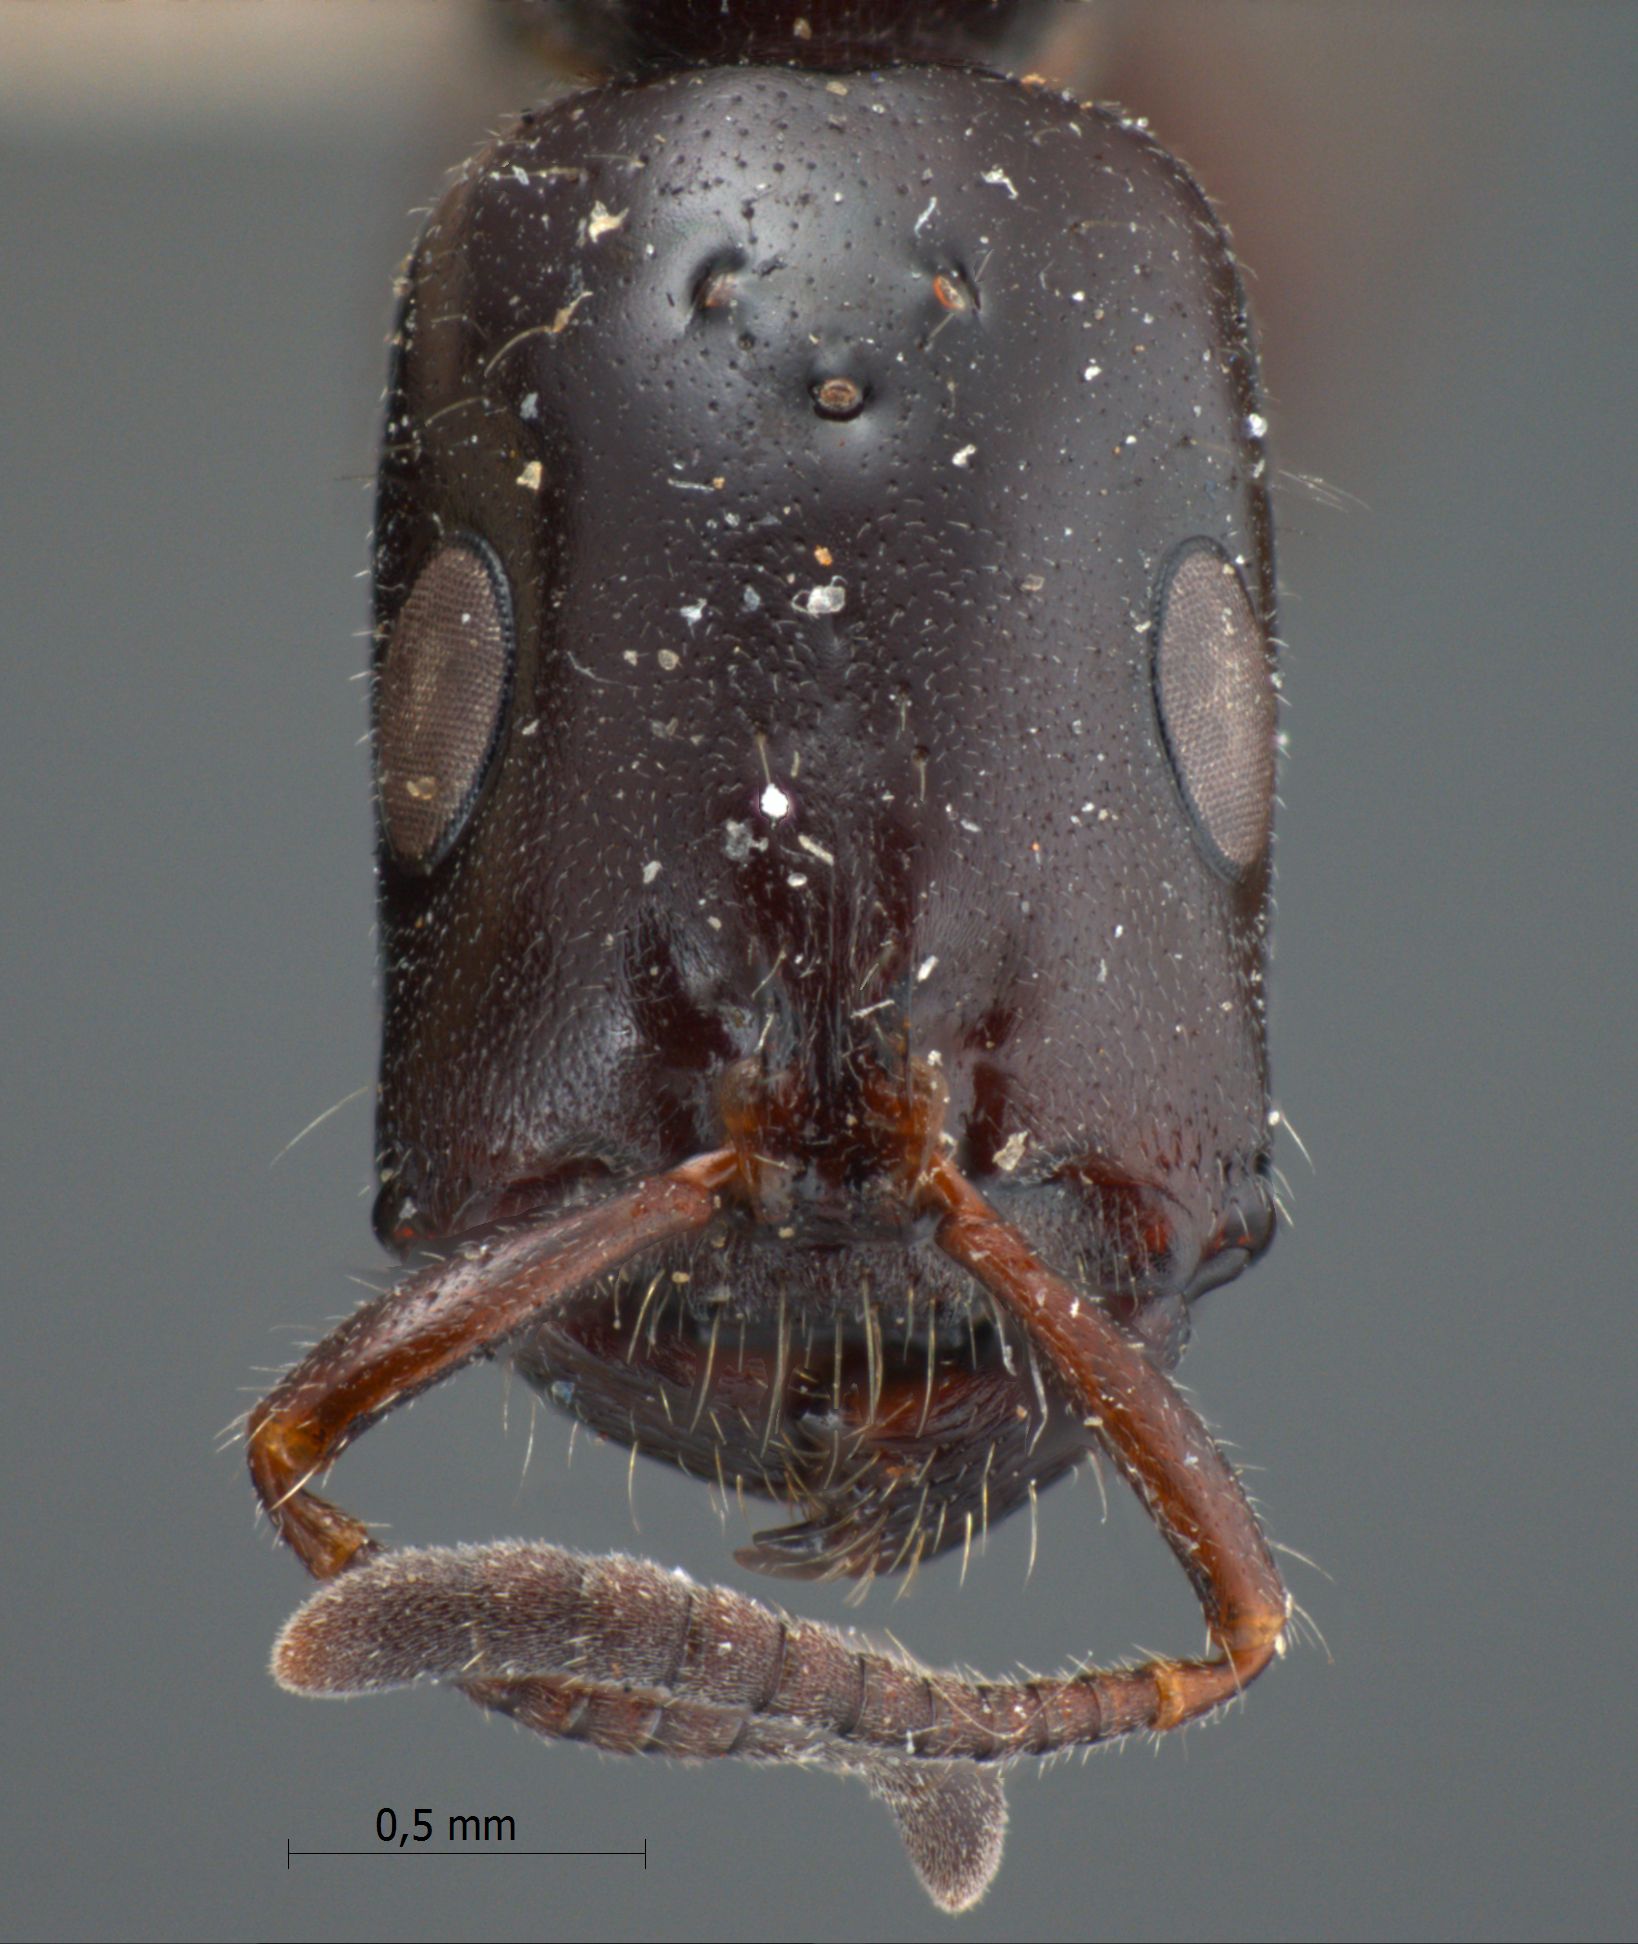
[249,59,1288,1913]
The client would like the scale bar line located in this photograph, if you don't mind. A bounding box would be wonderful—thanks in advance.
[289,1847,646,1858]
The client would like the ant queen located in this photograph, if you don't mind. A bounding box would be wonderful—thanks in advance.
[248,2,1295,1909]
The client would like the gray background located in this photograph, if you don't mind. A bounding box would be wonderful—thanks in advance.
[2,4,1632,1940]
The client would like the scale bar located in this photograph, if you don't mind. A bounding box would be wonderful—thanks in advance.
[288,1838,647,1866]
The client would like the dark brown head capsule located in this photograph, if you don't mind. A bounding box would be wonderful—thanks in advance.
[253,58,1287,1916]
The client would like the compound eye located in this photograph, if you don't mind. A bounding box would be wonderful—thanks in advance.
[375,538,513,871]
[1152,540,1275,876]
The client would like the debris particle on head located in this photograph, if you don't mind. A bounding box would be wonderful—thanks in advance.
[794,581,846,618]
[723,820,762,862]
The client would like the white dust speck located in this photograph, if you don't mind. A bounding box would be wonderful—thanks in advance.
[1246,411,1269,440]
[516,460,543,492]
[742,586,762,612]
[679,601,706,628]
[952,444,977,468]
[995,1130,1029,1174]
[760,783,791,821]
[981,167,1019,199]
[520,392,539,420]
[1083,363,1102,382]
[587,203,627,241]
[786,872,809,889]
[916,956,939,983]
[794,581,846,617]
[641,860,663,885]
[914,196,938,235]
[657,649,680,672]
[796,833,834,866]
